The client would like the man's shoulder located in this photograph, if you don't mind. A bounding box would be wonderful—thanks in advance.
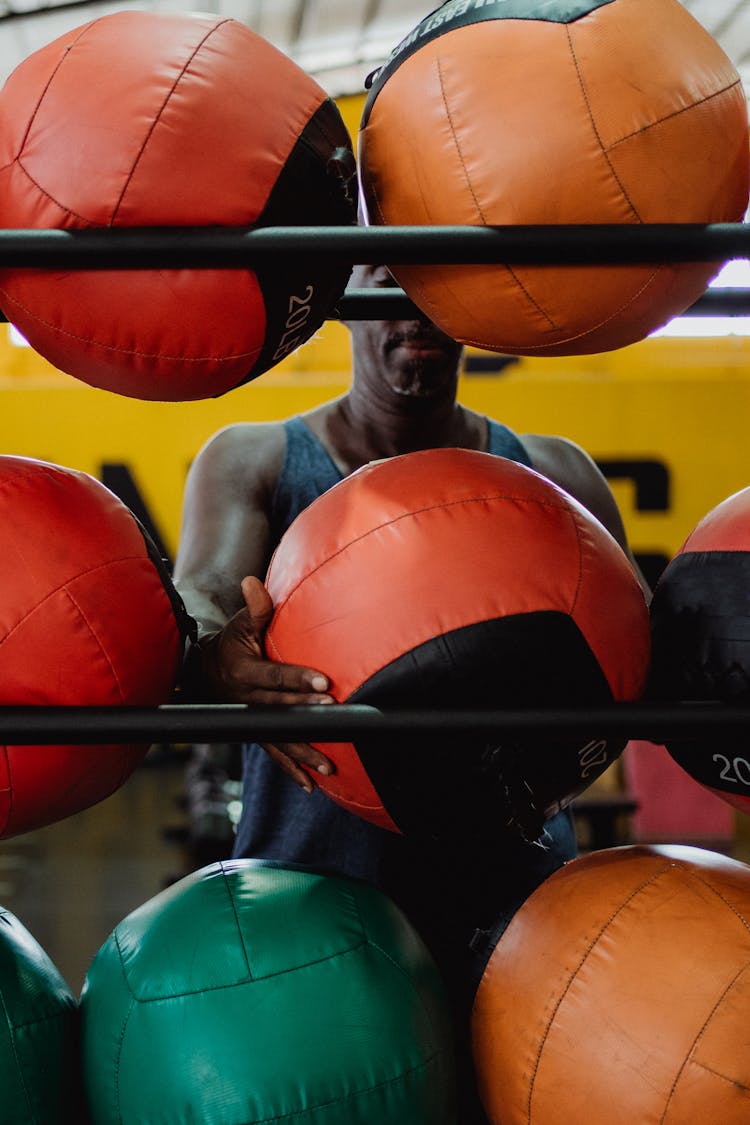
[192,420,289,492]
[202,419,287,458]
[519,432,590,474]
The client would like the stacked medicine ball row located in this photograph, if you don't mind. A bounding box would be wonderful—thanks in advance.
[0,0,746,403]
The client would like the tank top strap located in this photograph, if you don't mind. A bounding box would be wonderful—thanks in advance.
[269,416,344,541]
[486,418,532,467]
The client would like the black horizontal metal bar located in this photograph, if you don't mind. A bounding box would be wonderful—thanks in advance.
[0,702,746,745]
[683,289,750,315]
[334,287,750,320]
[1,285,746,326]
[332,289,420,319]
[0,223,748,269]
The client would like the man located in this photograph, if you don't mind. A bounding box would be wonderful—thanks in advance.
[174,263,647,1113]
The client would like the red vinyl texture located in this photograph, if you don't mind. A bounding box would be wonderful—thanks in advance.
[0,12,331,400]
[0,456,183,837]
[265,450,650,829]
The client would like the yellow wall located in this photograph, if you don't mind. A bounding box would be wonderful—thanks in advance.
[462,337,750,578]
[3,323,750,574]
[1,91,748,574]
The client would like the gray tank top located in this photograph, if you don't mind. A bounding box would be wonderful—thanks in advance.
[269,413,532,542]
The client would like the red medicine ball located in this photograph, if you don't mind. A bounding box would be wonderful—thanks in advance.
[265,450,650,841]
[0,456,189,838]
[0,12,357,401]
[649,486,750,816]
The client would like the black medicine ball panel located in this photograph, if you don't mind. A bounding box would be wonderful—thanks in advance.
[244,99,358,386]
[649,550,750,794]
[348,610,621,842]
[649,551,750,702]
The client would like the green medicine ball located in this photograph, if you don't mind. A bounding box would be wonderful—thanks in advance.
[80,860,456,1124]
[0,907,78,1124]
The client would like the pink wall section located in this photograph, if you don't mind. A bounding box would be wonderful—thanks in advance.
[624,740,735,844]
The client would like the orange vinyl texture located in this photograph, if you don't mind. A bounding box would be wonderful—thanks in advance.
[0,457,183,838]
[471,844,750,1124]
[0,12,328,400]
[359,0,750,355]
[264,449,650,829]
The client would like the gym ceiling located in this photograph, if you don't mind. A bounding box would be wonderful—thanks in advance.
[0,0,748,99]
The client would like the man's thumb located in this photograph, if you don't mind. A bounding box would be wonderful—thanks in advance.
[240,575,274,630]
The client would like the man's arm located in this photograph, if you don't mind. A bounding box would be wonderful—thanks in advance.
[174,423,276,637]
[173,423,334,790]
[521,432,651,600]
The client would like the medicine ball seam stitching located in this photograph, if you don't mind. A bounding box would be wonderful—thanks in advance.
[0,982,36,1120]
[11,159,94,225]
[0,747,10,834]
[682,868,750,935]
[366,937,446,1045]
[0,285,260,363]
[662,958,750,1120]
[526,866,672,1124]
[9,20,115,220]
[3,1007,72,1032]
[348,885,369,945]
[456,264,661,353]
[603,79,747,153]
[61,586,126,702]
[241,1051,447,1125]
[120,942,373,1000]
[271,493,571,612]
[294,105,344,158]
[0,555,151,652]
[418,270,663,353]
[112,986,135,1125]
[566,509,585,617]
[680,1054,750,1095]
[435,55,485,224]
[12,19,99,169]
[564,25,640,222]
[435,55,558,332]
[110,19,232,225]
[354,886,446,1044]
[217,860,254,979]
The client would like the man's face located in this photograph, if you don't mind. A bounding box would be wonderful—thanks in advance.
[348,264,464,398]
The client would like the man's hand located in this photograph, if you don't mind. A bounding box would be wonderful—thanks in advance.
[202,575,335,793]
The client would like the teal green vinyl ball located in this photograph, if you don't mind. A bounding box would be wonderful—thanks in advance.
[0,907,78,1124]
[80,860,456,1125]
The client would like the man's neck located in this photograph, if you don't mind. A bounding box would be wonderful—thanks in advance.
[307,393,487,476]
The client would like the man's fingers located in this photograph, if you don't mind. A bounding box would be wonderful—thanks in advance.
[263,743,315,792]
[232,657,331,699]
[230,683,333,708]
[261,742,335,790]
[262,740,335,778]
[280,740,335,775]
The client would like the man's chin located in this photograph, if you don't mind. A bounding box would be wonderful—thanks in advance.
[390,372,452,398]
[384,342,461,397]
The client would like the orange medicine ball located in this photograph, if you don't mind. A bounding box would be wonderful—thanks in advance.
[0,12,357,401]
[359,0,750,356]
[472,845,750,1125]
